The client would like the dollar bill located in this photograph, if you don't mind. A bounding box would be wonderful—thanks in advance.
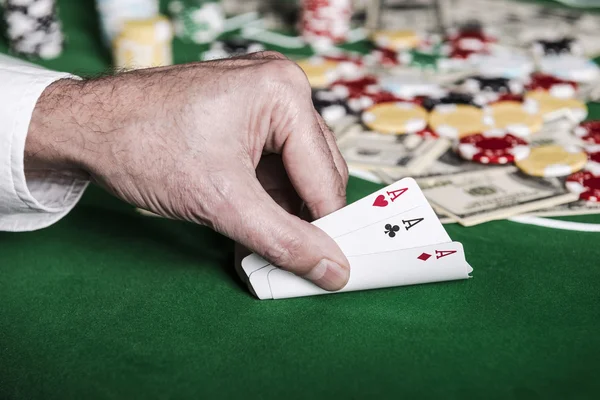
[417,166,579,226]
[376,147,494,184]
[524,200,600,217]
[337,127,451,175]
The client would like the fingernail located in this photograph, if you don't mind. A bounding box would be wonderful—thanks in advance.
[304,259,350,291]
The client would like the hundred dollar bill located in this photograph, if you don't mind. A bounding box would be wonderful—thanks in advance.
[418,167,579,226]
[523,200,600,217]
[337,127,451,175]
[376,147,493,184]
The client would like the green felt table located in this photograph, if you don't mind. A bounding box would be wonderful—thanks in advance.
[1,1,600,399]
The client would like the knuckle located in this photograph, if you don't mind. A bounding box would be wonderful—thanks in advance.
[261,59,311,95]
[263,232,304,269]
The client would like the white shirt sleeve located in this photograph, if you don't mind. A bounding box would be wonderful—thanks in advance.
[0,53,89,232]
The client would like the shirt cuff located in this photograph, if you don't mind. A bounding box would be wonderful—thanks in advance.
[0,63,89,232]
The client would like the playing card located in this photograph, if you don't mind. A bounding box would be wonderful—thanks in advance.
[333,203,451,257]
[250,242,472,300]
[242,177,431,276]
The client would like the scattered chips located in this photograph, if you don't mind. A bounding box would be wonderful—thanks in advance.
[524,91,587,122]
[428,104,486,139]
[457,130,530,164]
[566,171,600,202]
[484,101,543,137]
[301,0,352,50]
[515,145,588,177]
[362,102,428,134]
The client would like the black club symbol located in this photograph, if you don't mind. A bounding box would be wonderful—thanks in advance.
[384,224,400,238]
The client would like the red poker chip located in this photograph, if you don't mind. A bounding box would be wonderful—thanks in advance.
[323,53,364,66]
[368,47,401,66]
[457,132,530,164]
[415,126,439,139]
[449,47,483,60]
[574,121,600,144]
[566,171,600,202]
[329,76,379,98]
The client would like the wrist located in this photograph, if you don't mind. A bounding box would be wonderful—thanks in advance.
[25,78,89,175]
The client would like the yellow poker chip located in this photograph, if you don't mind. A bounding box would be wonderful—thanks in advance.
[361,102,428,134]
[428,104,486,139]
[371,30,420,51]
[484,101,543,137]
[296,57,340,88]
[524,91,588,122]
[515,144,588,177]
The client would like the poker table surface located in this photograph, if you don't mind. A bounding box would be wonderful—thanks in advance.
[1,1,600,399]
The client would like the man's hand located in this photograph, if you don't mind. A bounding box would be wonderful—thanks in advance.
[25,52,351,291]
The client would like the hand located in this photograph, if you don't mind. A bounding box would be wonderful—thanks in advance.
[25,52,351,291]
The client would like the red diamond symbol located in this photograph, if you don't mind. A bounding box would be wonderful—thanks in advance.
[417,252,432,261]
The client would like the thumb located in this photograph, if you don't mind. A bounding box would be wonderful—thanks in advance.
[221,172,350,291]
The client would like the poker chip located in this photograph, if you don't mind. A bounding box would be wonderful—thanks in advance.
[428,104,486,139]
[114,16,173,70]
[447,22,495,53]
[524,91,587,122]
[532,37,581,57]
[457,130,531,164]
[365,47,401,67]
[586,150,600,175]
[372,30,420,51]
[573,121,600,145]
[4,0,65,59]
[421,92,480,111]
[538,54,600,83]
[484,101,543,137]
[312,89,349,126]
[460,75,523,95]
[170,0,225,44]
[525,73,578,99]
[301,0,352,50]
[362,102,428,134]
[415,126,439,139]
[296,57,342,88]
[201,37,265,60]
[566,171,600,202]
[379,75,446,99]
[472,52,534,79]
[515,145,588,177]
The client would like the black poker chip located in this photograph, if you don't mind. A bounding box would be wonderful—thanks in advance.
[312,89,350,125]
[421,92,480,111]
[219,38,265,56]
[533,37,578,56]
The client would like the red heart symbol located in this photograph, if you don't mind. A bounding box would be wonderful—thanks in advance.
[373,195,388,207]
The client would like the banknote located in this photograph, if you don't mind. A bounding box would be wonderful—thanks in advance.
[418,167,579,226]
[524,200,600,217]
[376,147,493,184]
[337,127,451,175]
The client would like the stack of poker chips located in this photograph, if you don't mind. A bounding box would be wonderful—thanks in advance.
[95,0,159,45]
[301,0,353,52]
[169,0,225,44]
[3,0,64,59]
[113,15,173,70]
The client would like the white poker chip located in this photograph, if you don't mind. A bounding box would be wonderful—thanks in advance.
[471,51,534,79]
[538,54,600,83]
[378,75,446,99]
